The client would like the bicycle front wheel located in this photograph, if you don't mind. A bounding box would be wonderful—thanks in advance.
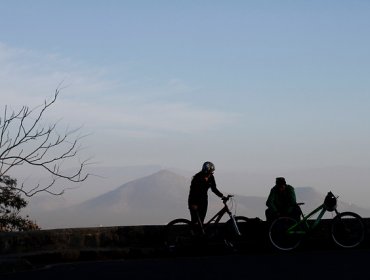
[224,216,249,249]
[165,218,195,252]
[331,212,365,248]
[269,217,302,251]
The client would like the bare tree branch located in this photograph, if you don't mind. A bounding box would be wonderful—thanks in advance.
[0,88,92,196]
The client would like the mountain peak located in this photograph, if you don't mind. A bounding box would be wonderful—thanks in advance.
[151,169,181,178]
[131,169,188,185]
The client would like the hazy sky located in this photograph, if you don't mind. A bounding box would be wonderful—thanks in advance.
[1,1,370,178]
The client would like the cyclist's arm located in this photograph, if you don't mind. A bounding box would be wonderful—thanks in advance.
[286,185,298,212]
[266,189,278,213]
[209,175,224,198]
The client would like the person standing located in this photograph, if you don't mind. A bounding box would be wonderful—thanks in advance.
[188,161,226,225]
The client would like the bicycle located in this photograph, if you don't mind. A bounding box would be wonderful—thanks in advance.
[269,191,366,251]
[165,195,249,252]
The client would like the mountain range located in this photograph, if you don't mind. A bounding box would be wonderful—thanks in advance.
[25,169,370,229]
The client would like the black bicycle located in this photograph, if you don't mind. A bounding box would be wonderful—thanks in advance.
[165,195,249,252]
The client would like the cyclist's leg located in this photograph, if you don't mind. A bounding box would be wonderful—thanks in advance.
[189,206,206,237]
[198,201,208,224]
[189,201,207,223]
[292,204,303,221]
[285,205,302,222]
[189,207,199,225]
[265,208,278,224]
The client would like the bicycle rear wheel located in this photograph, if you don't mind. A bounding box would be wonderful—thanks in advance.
[269,217,302,251]
[331,212,365,248]
[165,218,195,252]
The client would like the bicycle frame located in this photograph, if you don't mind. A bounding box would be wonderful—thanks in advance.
[288,202,338,235]
[196,196,241,236]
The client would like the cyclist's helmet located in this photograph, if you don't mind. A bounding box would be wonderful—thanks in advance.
[202,161,215,174]
[324,191,337,212]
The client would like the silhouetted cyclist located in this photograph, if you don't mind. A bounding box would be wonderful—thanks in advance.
[188,161,226,226]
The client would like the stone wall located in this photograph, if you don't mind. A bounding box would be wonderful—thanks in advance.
[0,218,369,271]
[0,225,165,263]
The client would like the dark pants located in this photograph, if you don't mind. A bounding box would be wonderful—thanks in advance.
[189,201,208,225]
[265,205,302,223]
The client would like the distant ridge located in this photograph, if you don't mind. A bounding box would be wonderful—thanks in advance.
[29,169,370,229]
[80,169,189,209]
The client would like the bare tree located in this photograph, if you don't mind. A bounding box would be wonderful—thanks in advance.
[0,88,91,196]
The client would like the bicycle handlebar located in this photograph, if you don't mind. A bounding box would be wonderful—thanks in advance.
[222,194,234,202]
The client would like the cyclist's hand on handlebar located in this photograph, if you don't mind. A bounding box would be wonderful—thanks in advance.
[222,195,233,202]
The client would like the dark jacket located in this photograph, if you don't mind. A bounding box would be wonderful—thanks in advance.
[188,171,223,205]
[266,184,297,215]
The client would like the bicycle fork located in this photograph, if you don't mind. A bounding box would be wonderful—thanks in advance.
[229,214,242,236]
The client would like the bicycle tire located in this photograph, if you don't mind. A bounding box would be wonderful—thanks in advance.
[165,218,194,252]
[269,217,302,251]
[331,212,365,248]
[224,216,249,249]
